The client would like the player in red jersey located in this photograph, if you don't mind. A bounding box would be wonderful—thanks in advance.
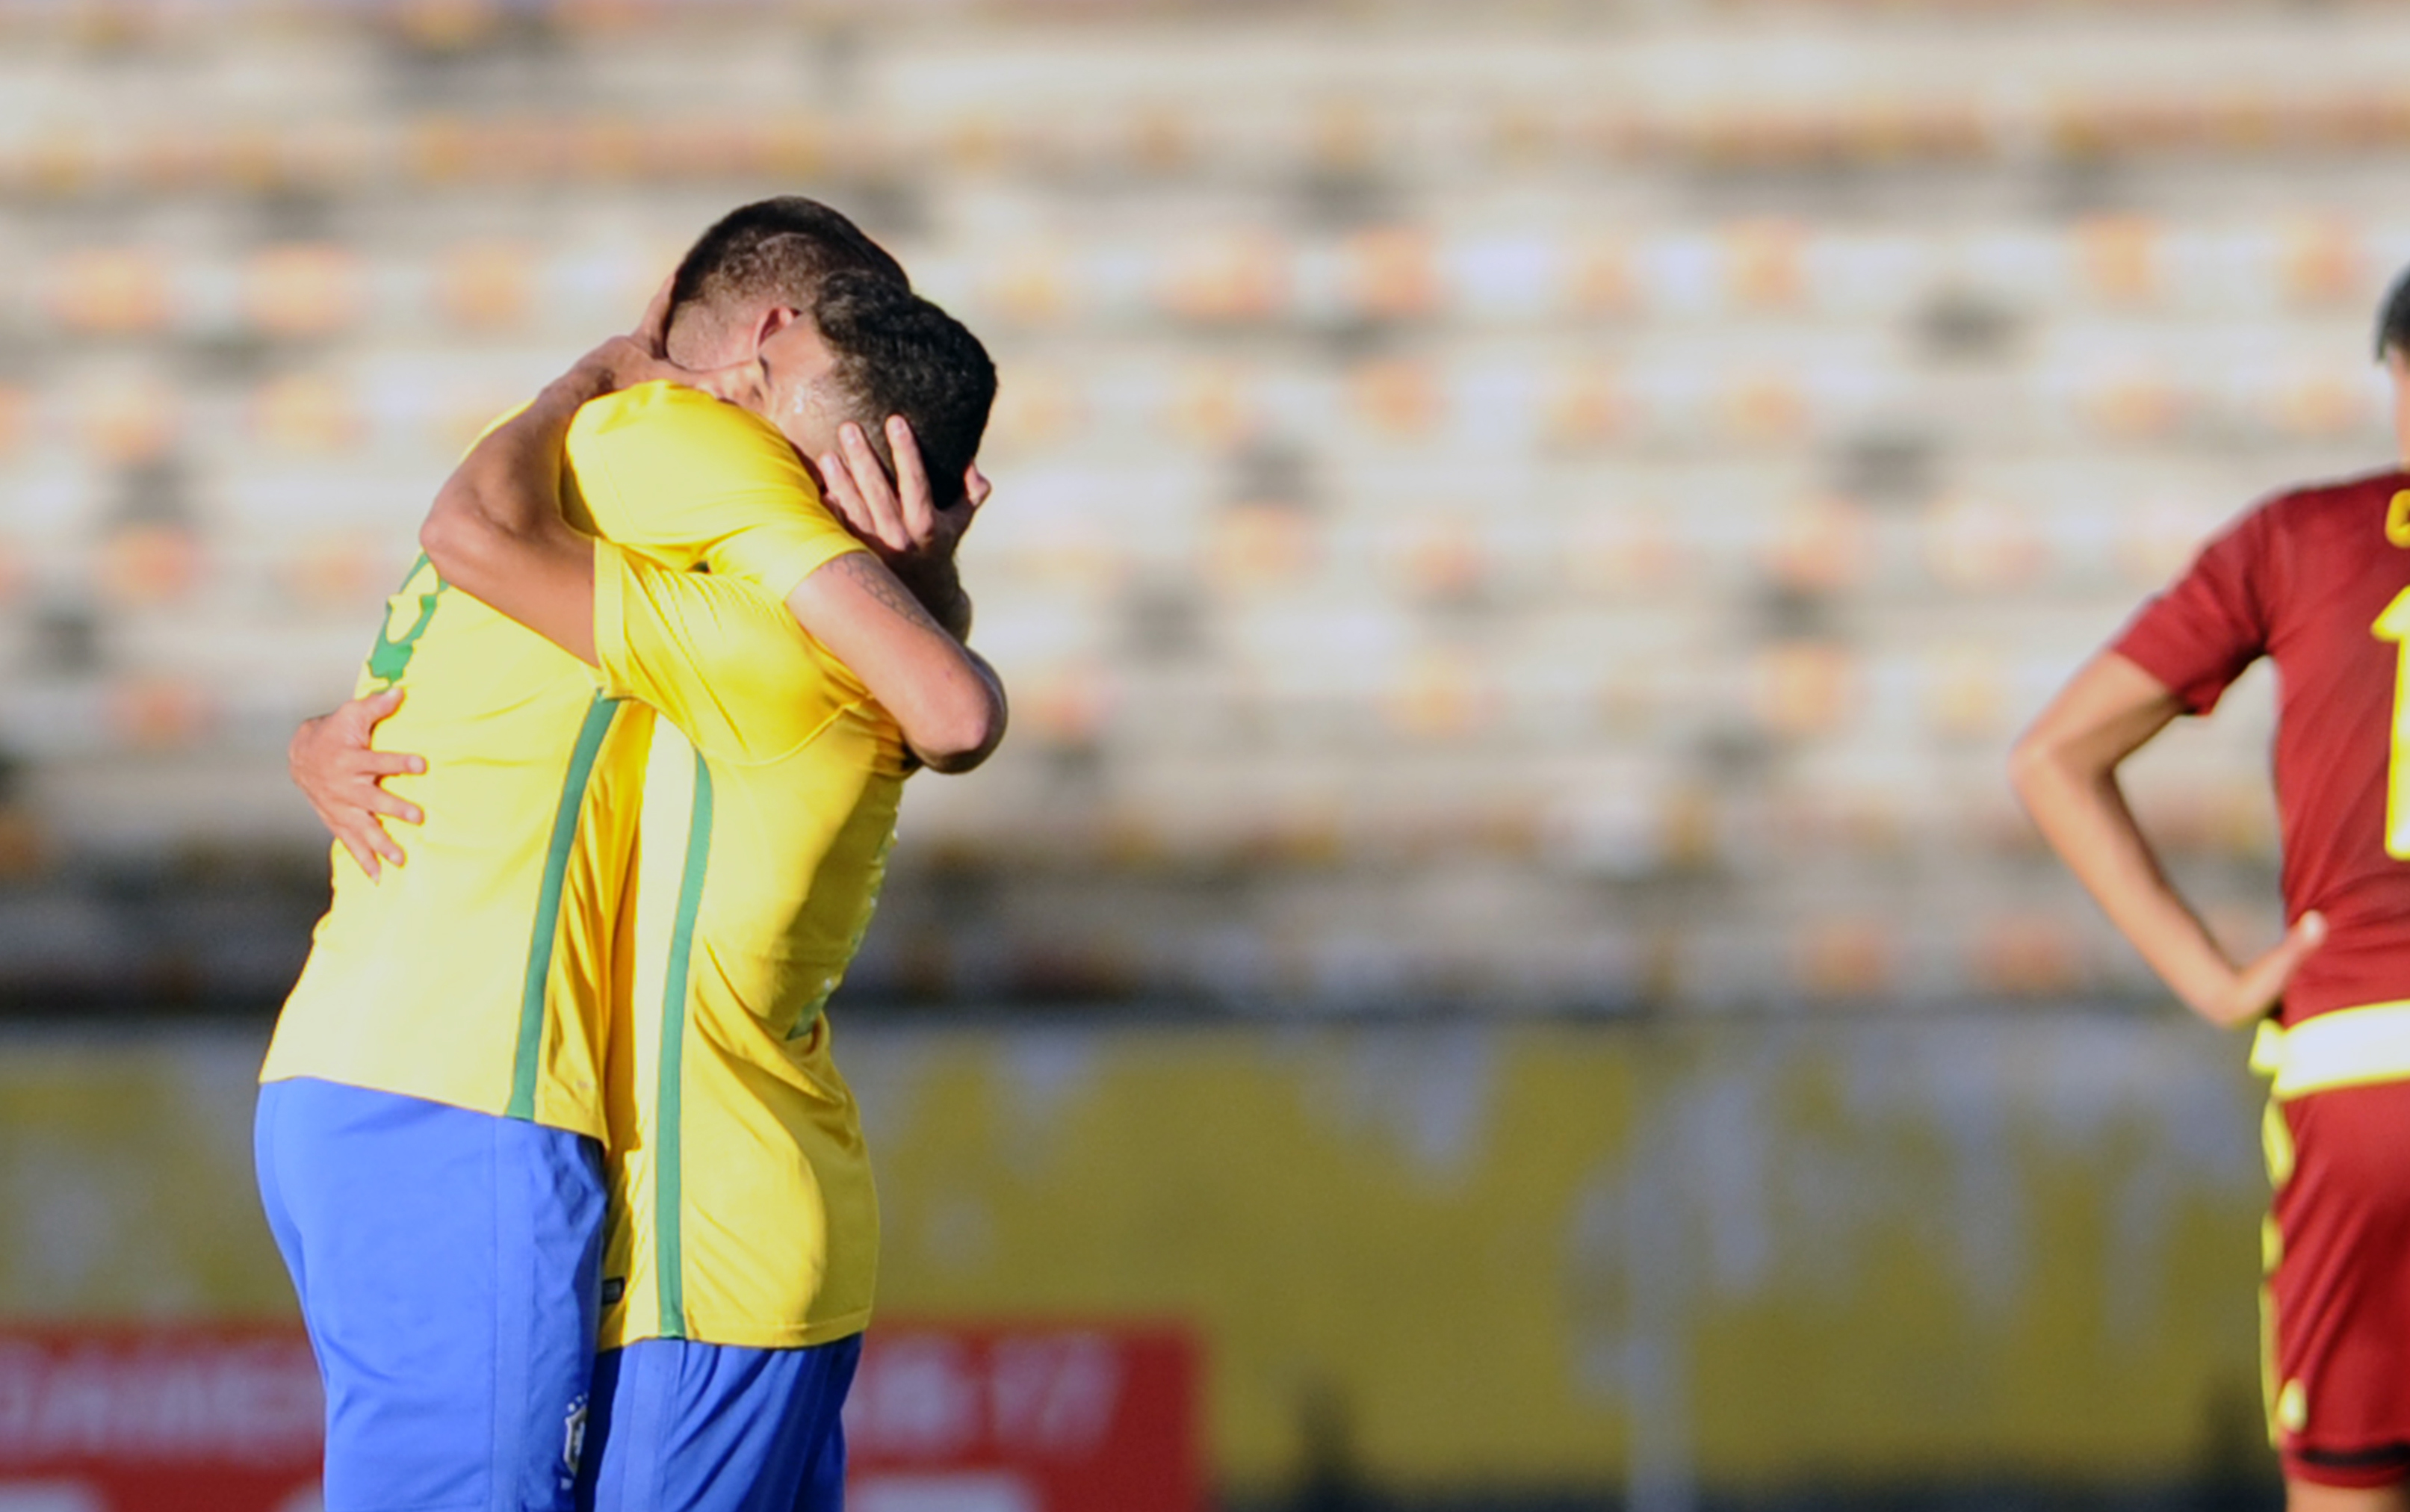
[2013,271,2410,1511]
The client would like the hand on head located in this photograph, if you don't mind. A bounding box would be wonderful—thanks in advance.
[817,414,988,566]
[563,335,761,407]
[552,276,766,407]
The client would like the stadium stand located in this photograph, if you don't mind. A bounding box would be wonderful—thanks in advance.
[0,0,2390,1011]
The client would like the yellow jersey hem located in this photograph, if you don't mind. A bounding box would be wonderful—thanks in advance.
[604,1306,874,1353]
[252,1068,607,1143]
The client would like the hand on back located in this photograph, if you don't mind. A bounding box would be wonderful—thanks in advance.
[557,277,758,407]
[289,687,427,882]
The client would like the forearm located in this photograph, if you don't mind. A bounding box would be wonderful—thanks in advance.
[2011,751,2244,1024]
[896,557,973,642]
[789,552,1005,772]
[420,377,591,587]
[418,374,602,662]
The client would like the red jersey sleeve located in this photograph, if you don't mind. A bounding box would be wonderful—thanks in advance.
[2113,506,2276,716]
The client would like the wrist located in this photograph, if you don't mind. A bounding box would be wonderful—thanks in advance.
[541,370,610,415]
[2169,956,2243,1023]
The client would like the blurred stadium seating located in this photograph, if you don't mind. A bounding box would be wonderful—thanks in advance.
[12,4,2406,1510]
[4,0,2368,1012]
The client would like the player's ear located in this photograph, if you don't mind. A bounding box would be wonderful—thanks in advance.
[749,305,804,354]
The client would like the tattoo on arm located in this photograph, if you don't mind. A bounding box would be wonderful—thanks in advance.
[899,561,973,641]
[832,552,953,639]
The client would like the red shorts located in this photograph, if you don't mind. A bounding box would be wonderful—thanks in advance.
[2267,1078,2410,1489]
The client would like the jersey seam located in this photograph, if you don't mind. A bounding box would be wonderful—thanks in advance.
[721,695,877,768]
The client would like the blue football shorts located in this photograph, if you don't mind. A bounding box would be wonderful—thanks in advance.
[254,1076,607,1512]
[576,1336,864,1512]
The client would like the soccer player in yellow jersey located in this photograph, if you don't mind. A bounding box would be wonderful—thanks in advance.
[409,272,994,1511]
[261,200,1000,1512]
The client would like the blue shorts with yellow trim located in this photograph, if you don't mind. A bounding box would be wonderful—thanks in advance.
[254,1076,607,1512]
[576,1336,863,1512]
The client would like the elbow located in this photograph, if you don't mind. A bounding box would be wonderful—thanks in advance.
[2005,728,2045,796]
[418,497,480,586]
[908,687,1007,775]
[2005,729,2052,810]
[2007,725,2090,814]
[420,487,515,596]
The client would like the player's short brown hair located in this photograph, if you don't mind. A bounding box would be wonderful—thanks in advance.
[2377,264,2410,360]
[664,198,907,360]
[811,270,996,510]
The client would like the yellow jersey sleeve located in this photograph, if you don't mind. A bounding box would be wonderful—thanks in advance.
[591,541,872,763]
[567,382,863,598]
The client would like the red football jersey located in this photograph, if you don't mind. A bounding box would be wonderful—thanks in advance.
[2116,468,2410,1023]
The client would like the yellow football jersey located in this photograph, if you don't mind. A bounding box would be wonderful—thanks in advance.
[262,383,860,1141]
[586,542,903,1349]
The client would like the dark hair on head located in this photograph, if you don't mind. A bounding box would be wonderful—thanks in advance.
[665,197,908,359]
[2378,264,2410,360]
[812,270,997,509]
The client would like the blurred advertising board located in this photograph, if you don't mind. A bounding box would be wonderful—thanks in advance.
[0,1320,1199,1512]
[848,1323,1203,1512]
[0,1324,322,1512]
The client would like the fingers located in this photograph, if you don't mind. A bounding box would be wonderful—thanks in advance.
[592,336,663,395]
[337,832,382,883]
[2264,910,2327,976]
[886,415,936,543]
[335,698,425,777]
[353,811,409,869]
[824,421,911,552]
[684,358,761,406]
[963,464,992,515]
[817,441,872,538]
[317,798,404,879]
[329,745,424,825]
[293,694,426,877]
[844,420,910,546]
[2233,911,2327,1021]
[349,686,406,731]
[634,273,675,356]
[565,334,690,400]
[344,813,405,873]
[361,780,424,827]
[309,775,417,875]
[2279,909,2328,966]
[356,749,428,780]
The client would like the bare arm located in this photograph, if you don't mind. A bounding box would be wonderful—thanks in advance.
[421,374,1005,767]
[2007,650,2322,1027]
[430,304,1006,771]
[418,365,609,663]
[787,554,1006,774]
[808,418,1004,772]
[817,415,980,641]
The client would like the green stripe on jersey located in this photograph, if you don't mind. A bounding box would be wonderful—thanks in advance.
[505,692,623,1121]
[653,749,715,1338]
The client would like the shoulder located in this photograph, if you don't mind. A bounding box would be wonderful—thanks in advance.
[2254,467,2410,536]
[569,382,805,477]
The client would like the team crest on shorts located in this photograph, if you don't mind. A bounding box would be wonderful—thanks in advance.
[563,1392,590,1482]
